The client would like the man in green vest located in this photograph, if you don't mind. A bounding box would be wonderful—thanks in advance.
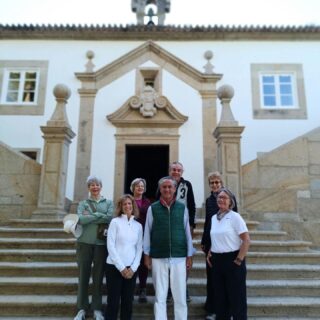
[144,176,193,320]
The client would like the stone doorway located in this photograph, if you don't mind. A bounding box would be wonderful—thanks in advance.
[124,144,169,201]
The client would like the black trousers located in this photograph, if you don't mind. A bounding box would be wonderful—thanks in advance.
[105,263,137,320]
[211,250,247,320]
[204,257,215,314]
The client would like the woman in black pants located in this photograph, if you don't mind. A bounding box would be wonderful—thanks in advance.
[207,188,250,320]
[105,194,143,320]
[201,172,238,320]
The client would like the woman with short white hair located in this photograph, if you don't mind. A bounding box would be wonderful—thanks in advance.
[74,176,114,320]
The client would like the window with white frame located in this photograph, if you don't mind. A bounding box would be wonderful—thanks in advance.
[0,60,48,115]
[2,69,39,104]
[251,64,307,119]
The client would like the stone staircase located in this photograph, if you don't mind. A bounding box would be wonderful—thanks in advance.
[0,218,320,319]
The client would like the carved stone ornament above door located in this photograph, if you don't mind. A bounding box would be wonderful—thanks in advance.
[129,85,166,117]
[107,92,188,128]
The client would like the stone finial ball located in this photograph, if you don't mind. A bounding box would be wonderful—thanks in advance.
[86,50,95,59]
[53,84,71,100]
[204,50,213,60]
[217,85,234,100]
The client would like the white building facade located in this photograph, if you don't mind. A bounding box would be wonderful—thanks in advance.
[1,25,320,213]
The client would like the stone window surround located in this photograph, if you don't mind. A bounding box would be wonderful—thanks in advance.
[135,67,162,94]
[0,60,48,115]
[251,63,307,119]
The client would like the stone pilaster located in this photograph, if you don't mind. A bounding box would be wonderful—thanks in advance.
[213,85,245,210]
[199,90,218,197]
[73,88,97,202]
[33,84,75,219]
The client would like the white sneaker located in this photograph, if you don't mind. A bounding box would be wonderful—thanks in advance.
[74,309,86,320]
[205,314,215,320]
[93,310,104,320]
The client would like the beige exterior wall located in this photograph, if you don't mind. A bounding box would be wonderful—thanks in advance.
[0,141,41,220]
[242,127,320,247]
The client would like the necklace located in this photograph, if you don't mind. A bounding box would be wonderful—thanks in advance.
[217,210,230,221]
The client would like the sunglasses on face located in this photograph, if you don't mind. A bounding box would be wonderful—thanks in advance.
[209,180,221,185]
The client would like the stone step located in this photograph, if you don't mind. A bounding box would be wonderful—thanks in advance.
[245,264,320,280]
[193,239,313,252]
[248,240,313,252]
[1,261,320,280]
[0,248,205,264]
[2,248,320,265]
[1,226,287,242]
[248,296,320,317]
[8,218,260,230]
[196,219,260,231]
[193,229,288,241]
[1,295,320,318]
[247,251,320,264]
[247,279,320,297]
[247,230,287,241]
[0,227,72,239]
[195,250,320,265]
[7,219,63,229]
[0,295,204,319]
[0,262,77,277]
[0,249,76,262]
[0,238,77,249]
[1,277,319,297]
[191,263,320,280]
[1,237,312,252]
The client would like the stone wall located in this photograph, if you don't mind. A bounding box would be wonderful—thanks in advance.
[242,127,320,248]
[0,141,41,220]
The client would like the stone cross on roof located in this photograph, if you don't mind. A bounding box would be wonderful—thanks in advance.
[131,0,171,25]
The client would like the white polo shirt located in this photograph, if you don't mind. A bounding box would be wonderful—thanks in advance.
[210,210,248,253]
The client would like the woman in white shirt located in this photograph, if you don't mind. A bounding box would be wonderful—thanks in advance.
[207,188,250,320]
[105,194,143,320]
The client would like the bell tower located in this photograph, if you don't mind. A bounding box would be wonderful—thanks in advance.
[131,0,171,25]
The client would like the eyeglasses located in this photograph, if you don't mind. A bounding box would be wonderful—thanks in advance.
[209,180,221,185]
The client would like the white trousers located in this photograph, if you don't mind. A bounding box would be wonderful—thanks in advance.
[152,258,187,320]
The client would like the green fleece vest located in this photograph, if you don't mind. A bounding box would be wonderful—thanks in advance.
[150,200,187,258]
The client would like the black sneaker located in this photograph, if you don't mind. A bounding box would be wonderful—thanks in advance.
[138,288,147,303]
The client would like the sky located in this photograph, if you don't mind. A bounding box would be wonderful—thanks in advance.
[0,0,320,27]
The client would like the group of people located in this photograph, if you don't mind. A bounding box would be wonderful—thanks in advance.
[72,161,250,320]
